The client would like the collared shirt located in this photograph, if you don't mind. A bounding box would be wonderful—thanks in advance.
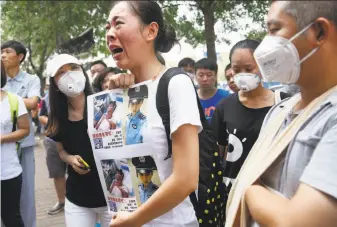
[249,91,337,227]
[4,70,41,147]
[125,111,147,145]
[138,181,159,204]
[261,91,337,199]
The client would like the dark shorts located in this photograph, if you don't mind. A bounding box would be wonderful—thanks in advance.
[44,138,66,178]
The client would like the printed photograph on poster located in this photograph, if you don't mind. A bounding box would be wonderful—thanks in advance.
[101,159,134,198]
[124,84,148,145]
[99,155,161,212]
[131,155,160,205]
[88,84,149,150]
[93,93,123,131]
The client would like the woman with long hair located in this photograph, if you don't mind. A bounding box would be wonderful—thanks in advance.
[1,60,29,227]
[106,1,200,226]
[45,54,110,227]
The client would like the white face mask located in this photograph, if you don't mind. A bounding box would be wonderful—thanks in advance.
[254,22,319,84]
[234,73,261,92]
[57,71,86,97]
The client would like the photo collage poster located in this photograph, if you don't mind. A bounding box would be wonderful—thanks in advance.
[87,83,162,213]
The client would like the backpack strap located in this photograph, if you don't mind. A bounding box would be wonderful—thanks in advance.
[7,92,19,132]
[156,67,206,160]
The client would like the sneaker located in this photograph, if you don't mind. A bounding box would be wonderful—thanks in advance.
[48,202,65,215]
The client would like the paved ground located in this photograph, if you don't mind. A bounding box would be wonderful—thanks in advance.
[35,138,65,227]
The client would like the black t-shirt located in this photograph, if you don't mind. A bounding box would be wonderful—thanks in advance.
[53,119,106,208]
[211,92,289,194]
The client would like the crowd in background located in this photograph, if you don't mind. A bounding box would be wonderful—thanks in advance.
[1,0,337,227]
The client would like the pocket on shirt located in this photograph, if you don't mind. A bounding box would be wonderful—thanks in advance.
[295,133,321,149]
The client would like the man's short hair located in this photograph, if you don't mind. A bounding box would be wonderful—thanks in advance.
[194,58,218,74]
[225,63,231,72]
[280,1,337,30]
[1,40,27,63]
[178,57,195,68]
[90,60,107,68]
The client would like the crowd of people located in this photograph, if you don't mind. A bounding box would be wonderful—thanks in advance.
[1,0,337,227]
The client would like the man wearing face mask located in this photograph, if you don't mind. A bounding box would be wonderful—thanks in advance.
[225,1,337,227]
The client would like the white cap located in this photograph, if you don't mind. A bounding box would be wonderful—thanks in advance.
[46,54,80,78]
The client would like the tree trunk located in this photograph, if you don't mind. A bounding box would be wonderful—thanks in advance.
[203,5,217,62]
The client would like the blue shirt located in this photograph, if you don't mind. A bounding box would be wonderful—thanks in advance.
[138,181,159,204]
[125,111,147,145]
[199,89,230,123]
[4,71,41,147]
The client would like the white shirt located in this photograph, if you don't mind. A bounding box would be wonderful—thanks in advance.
[142,71,202,227]
[1,92,27,180]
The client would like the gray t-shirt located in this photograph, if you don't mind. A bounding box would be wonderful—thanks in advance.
[251,91,337,226]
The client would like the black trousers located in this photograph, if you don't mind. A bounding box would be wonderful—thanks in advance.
[1,174,24,227]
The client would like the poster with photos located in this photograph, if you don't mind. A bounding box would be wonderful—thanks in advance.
[87,82,161,213]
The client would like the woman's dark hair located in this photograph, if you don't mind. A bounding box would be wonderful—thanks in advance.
[156,52,166,65]
[116,169,124,178]
[1,61,6,88]
[112,1,179,53]
[46,66,93,137]
[93,67,123,92]
[225,63,231,72]
[108,100,117,111]
[229,39,261,63]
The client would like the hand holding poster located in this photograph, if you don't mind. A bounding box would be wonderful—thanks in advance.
[87,83,162,214]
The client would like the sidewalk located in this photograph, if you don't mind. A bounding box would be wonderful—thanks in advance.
[35,138,65,227]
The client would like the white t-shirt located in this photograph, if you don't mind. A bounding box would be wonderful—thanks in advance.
[1,92,27,180]
[142,70,202,227]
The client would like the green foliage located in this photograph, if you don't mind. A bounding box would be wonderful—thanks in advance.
[160,0,270,48]
[246,29,268,41]
[1,1,112,78]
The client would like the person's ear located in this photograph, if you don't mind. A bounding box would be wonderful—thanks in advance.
[144,22,159,42]
[18,53,24,63]
[312,18,330,45]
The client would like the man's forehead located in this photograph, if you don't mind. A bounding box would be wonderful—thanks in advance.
[1,47,15,52]
[267,1,291,26]
[197,68,214,73]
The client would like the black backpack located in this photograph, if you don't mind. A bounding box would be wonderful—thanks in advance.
[156,67,226,227]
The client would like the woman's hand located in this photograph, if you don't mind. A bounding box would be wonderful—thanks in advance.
[108,73,135,89]
[110,211,138,227]
[68,155,90,175]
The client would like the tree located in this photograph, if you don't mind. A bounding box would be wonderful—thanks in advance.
[1,1,112,81]
[246,29,267,41]
[160,0,270,61]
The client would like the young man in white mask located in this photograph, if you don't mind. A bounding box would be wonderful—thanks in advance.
[225,1,337,226]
